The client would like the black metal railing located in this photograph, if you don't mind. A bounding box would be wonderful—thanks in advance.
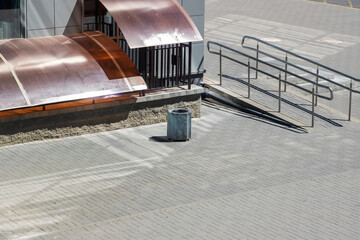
[138,44,193,90]
[118,37,193,90]
[85,21,193,90]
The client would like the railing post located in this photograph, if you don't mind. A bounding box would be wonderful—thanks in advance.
[284,54,288,92]
[219,48,222,86]
[349,79,353,121]
[188,42,192,90]
[256,43,259,79]
[312,87,315,127]
[315,66,319,106]
[248,59,251,98]
[278,72,281,113]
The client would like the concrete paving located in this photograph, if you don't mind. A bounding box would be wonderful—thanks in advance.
[205,0,360,77]
[204,0,360,127]
[0,101,360,239]
[306,0,360,10]
[1,0,360,239]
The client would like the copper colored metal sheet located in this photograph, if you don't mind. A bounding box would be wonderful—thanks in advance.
[0,56,28,110]
[98,0,203,48]
[0,31,147,112]
[70,31,140,79]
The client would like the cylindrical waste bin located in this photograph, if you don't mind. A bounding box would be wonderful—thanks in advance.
[167,108,191,141]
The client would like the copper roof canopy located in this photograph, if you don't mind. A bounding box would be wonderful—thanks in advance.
[0,31,147,112]
[98,0,203,48]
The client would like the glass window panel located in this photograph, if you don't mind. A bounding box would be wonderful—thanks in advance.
[0,0,21,39]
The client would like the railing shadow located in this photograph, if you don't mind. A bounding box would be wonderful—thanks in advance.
[221,74,343,127]
[202,100,308,134]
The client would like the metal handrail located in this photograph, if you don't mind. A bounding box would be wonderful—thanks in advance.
[241,35,360,82]
[242,35,359,120]
[207,41,333,100]
[207,41,334,127]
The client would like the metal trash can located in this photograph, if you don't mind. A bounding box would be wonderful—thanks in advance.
[167,108,191,141]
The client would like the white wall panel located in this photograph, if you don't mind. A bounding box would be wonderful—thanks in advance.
[27,0,55,30]
[183,0,204,16]
[55,0,82,28]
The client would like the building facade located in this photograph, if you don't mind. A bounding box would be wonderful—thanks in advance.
[0,0,205,143]
[0,0,205,87]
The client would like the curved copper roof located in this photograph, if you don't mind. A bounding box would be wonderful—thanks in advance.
[98,0,203,48]
[0,31,147,112]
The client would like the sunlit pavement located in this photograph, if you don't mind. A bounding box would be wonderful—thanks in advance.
[0,101,360,239]
[1,0,360,239]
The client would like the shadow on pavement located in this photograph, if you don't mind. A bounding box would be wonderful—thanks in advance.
[221,74,343,127]
[149,136,170,142]
[202,100,308,134]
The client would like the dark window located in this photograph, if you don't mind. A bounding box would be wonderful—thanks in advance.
[0,0,21,39]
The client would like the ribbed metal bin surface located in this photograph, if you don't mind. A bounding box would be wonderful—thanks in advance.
[167,108,191,141]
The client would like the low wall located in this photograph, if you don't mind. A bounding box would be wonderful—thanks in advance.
[0,86,204,146]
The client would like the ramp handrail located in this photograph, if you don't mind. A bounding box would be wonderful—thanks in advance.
[242,35,360,83]
[207,41,334,127]
[242,35,359,120]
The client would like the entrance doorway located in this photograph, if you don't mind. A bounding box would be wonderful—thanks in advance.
[83,0,193,90]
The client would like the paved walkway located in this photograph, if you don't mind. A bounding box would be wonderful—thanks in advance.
[205,0,360,77]
[0,102,360,239]
[204,0,360,127]
[205,73,360,128]
[1,0,360,239]
[305,0,360,10]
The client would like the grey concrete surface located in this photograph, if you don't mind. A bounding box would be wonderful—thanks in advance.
[204,0,360,77]
[0,102,359,239]
[204,0,360,128]
[1,0,360,239]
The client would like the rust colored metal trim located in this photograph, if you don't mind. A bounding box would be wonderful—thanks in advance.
[98,0,203,48]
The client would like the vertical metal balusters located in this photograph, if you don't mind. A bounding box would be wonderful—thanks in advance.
[175,44,178,86]
[179,44,183,86]
[167,45,170,87]
[284,54,288,92]
[188,43,192,90]
[219,48,222,86]
[150,47,155,89]
[349,79,353,121]
[248,59,251,98]
[312,87,315,127]
[144,47,148,86]
[183,45,186,85]
[255,43,259,79]
[278,72,282,113]
[315,66,319,106]
[155,46,159,88]
[171,44,176,87]
[160,46,164,88]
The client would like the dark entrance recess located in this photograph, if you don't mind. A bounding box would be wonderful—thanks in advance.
[0,0,21,39]
[83,0,193,90]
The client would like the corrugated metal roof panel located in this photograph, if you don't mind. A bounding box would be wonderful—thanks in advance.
[0,31,147,112]
[98,0,203,48]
